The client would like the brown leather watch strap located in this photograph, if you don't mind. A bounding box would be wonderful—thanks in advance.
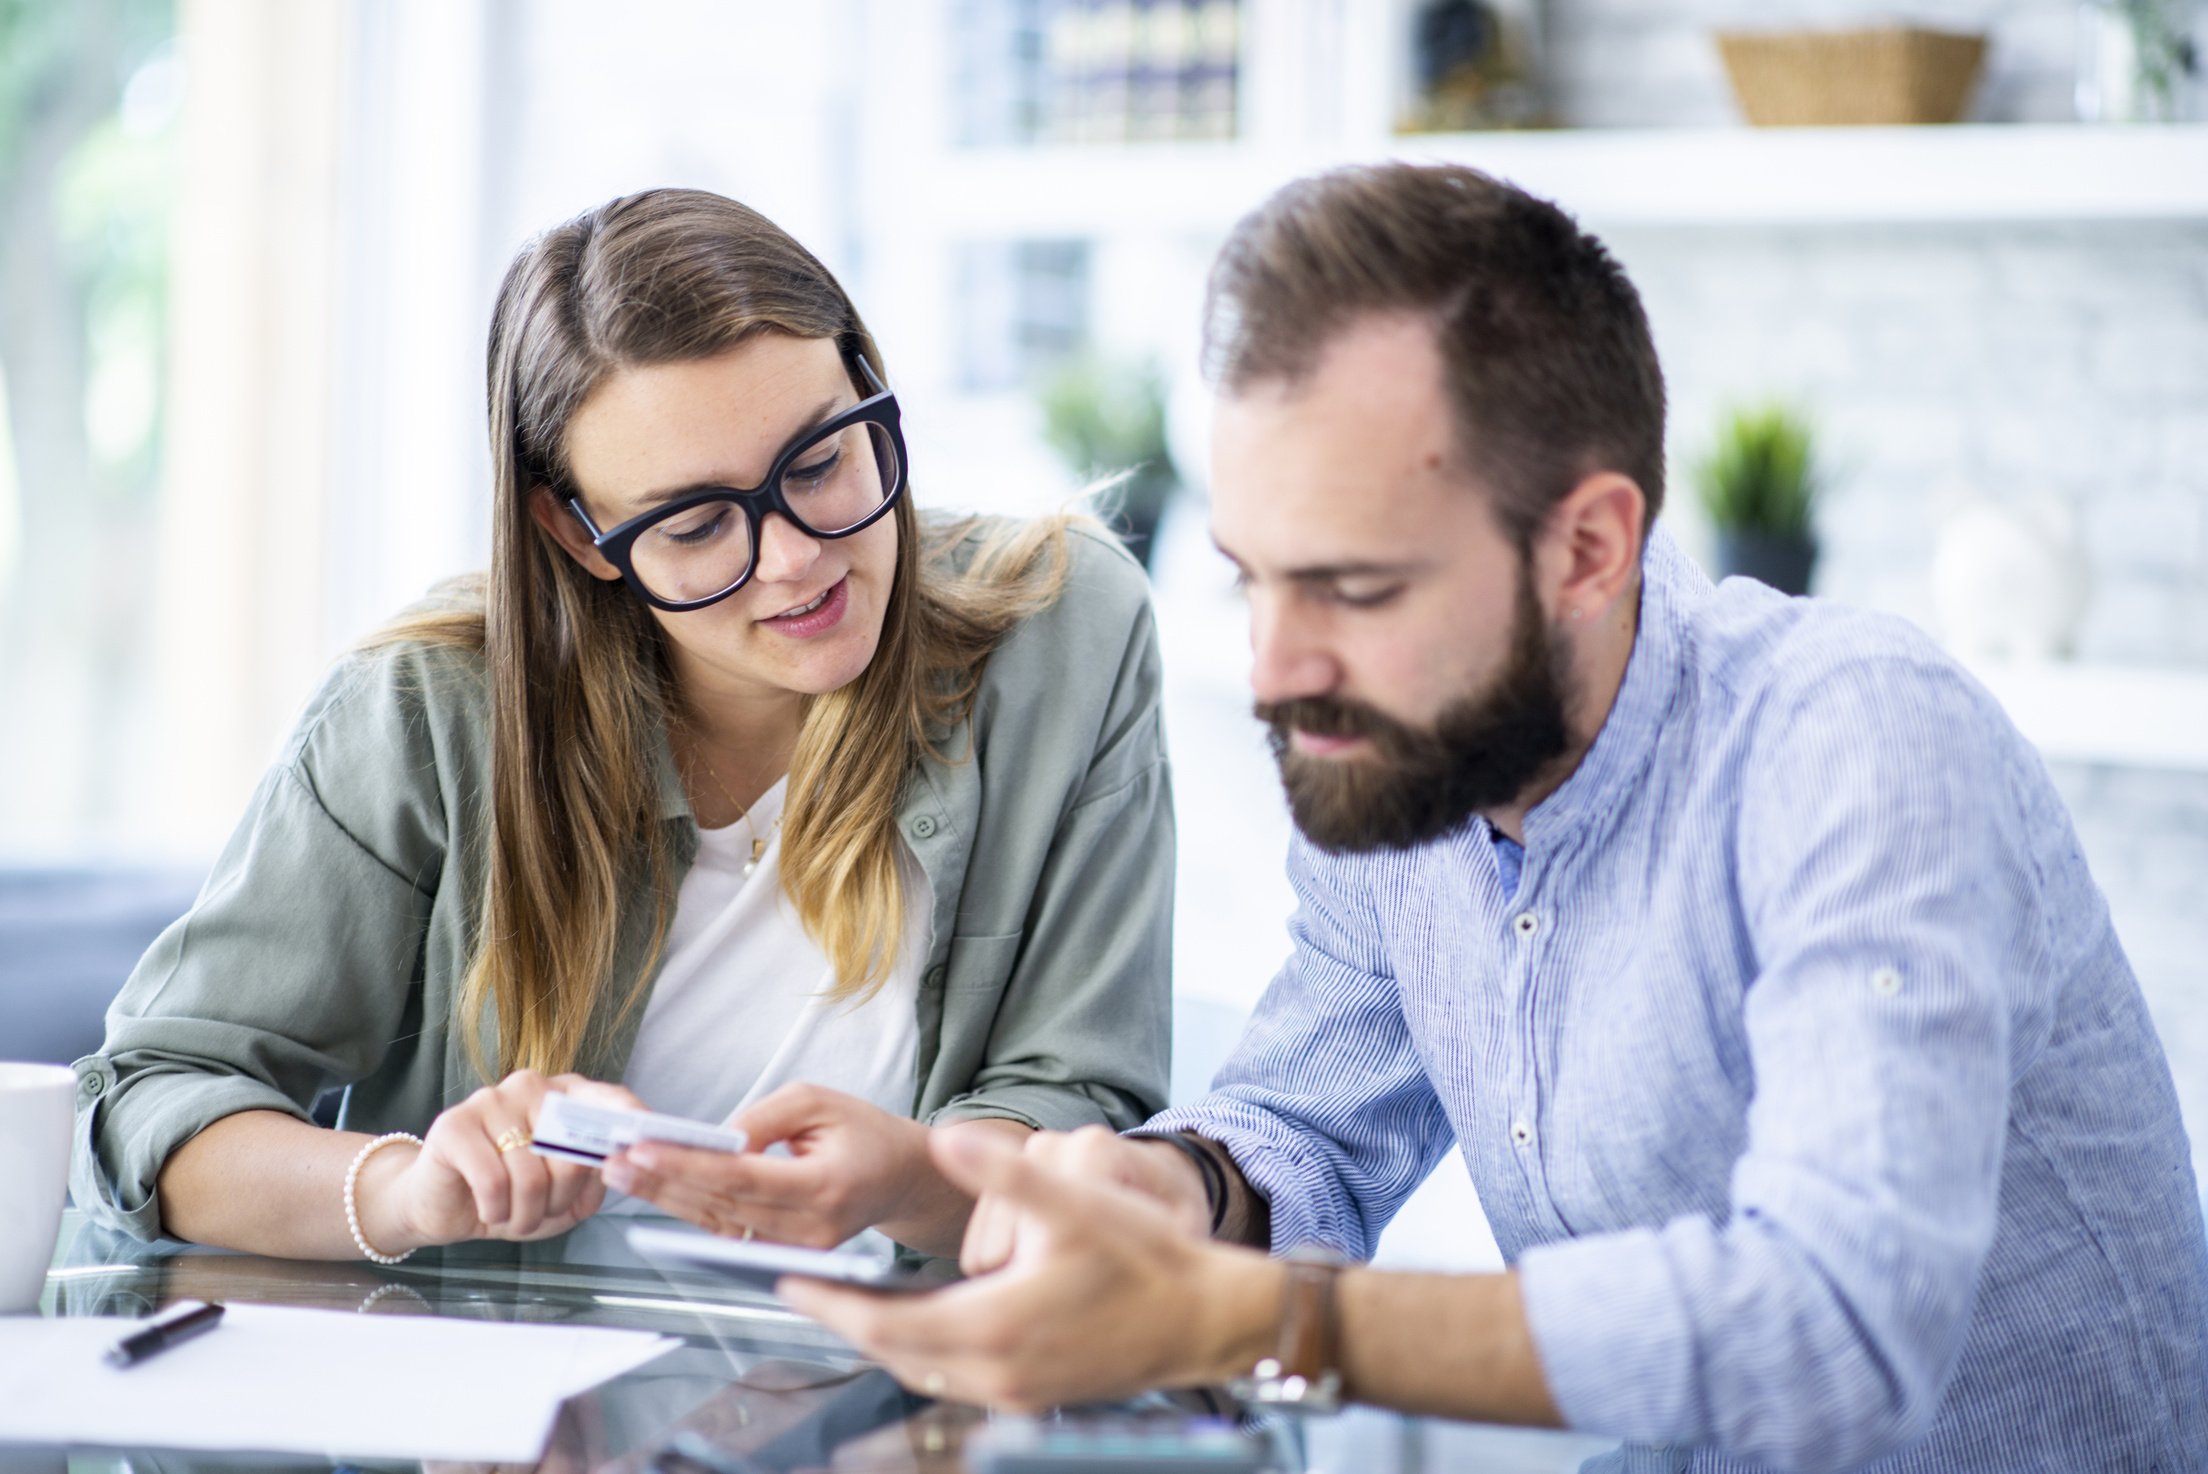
[1275,1251,1346,1384]
[1232,1246,1350,1412]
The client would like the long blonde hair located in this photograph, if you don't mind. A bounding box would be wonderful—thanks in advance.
[380,189,1071,1081]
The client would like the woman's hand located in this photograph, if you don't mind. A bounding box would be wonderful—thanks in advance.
[360,1071,643,1253]
[602,1082,1020,1256]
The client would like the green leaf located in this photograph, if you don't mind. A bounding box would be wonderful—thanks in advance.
[1691,401,1821,539]
[1036,354,1176,511]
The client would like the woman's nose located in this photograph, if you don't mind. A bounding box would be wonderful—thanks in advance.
[752,511,823,586]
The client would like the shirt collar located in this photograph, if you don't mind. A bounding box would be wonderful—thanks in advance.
[1520,522,1702,851]
[649,717,698,824]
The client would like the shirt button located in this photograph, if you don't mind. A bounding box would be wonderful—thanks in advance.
[1511,1120,1533,1146]
[911,815,938,839]
[1871,966,1903,997]
[1512,911,1539,939]
[81,1072,107,1099]
[924,964,947,988]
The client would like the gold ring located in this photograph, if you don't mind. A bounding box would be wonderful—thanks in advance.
[741,1225,755,1242]
[494,1127,529,1154]
[921,1371,947,1397]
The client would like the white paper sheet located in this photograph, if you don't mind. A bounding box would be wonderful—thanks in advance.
[0,1303,680,1460]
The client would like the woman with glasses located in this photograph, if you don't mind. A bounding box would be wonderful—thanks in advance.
[71,189,1173,1264]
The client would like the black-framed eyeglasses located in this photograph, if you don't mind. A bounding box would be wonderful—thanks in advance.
[566,356,908,612]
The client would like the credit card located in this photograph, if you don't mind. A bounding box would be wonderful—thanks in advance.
[530,1093,750,1165]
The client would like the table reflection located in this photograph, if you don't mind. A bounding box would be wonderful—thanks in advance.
[46,1211,915,1471]
[40,1212,1622,1473]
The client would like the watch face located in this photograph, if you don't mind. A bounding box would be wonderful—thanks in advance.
[1234,1368,1345,1417]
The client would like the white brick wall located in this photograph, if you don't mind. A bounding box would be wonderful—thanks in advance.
[1605,220,2208,662]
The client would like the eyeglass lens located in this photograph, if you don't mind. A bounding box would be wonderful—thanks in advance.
[626,419,900,605]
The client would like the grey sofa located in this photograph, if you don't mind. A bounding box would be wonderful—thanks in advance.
[0,866,203,1066]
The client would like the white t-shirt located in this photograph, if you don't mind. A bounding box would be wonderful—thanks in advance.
[609,779,927,1192]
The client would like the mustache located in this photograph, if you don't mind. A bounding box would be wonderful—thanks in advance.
[1254,696,1392,741]
[1254,692,1439,767]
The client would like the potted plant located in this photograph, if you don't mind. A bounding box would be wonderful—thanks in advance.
[1038,354,1177,571]
[2076,0,2201,122]
[1694,403,1821,596]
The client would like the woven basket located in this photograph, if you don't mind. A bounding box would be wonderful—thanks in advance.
[1715,26,1988,126]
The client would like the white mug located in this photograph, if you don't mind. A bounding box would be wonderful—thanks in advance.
[0,1063,75,1314]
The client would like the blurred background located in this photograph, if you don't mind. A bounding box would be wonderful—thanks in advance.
[3,0,2204,1266]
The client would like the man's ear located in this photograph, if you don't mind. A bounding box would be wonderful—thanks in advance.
[526,485,624,582]
[1538,471,1646,625]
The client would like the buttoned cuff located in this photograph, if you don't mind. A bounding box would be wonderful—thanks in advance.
[927,1080,1142,1136]
[1517,1226,1699,1439]
[70,1054,313,1242]
[1140,1100,1373,1259]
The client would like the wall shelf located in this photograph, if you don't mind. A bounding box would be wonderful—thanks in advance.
[1966,661,2208,774]
[925,124,2208,237]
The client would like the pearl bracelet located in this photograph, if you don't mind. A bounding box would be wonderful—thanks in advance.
[344,1131,423,1265]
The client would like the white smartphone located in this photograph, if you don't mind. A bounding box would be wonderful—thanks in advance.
[626,1223,944,1294]
[530,1093,750,1166]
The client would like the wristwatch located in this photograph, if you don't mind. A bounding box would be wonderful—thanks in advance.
[1231,1244,1351,1415]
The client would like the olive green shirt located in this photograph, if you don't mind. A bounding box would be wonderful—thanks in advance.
[72,523,1172,1241]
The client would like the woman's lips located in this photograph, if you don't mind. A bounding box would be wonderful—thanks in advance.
[758,576,849,637]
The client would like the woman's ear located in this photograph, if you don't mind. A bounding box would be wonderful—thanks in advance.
[527,485,624,582]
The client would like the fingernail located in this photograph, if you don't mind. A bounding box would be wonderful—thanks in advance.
[603,1160,635,1191]
[629,1144,660,1170]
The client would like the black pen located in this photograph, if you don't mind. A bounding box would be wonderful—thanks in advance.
[104,1300,226,1368]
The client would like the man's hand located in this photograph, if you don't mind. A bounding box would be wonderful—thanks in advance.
[959,1125,1213,1274]
[783,1128,1281,1412]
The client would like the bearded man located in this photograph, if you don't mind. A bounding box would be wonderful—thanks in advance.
[787,162,2208,1473]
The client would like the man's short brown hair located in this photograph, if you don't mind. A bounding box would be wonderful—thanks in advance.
[1203,162,1667,551]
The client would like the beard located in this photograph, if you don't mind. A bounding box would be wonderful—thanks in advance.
[1257,570,1573,855]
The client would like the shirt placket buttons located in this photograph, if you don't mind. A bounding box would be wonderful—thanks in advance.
[1511,911,1542,1208]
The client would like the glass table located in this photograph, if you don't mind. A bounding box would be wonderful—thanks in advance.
[22,1210,1624,1472]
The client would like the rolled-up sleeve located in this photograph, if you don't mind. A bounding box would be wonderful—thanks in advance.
[1147,836,1455,1259]
[933,762,1173,1133]
[1517,659,2019,1472]
[72,660,447,1241]
[929,534,1174,1135]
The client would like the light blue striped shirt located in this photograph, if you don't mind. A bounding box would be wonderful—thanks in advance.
[1154,527,2208,1472]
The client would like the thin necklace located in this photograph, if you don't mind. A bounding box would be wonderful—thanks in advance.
[687,743,781,878]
